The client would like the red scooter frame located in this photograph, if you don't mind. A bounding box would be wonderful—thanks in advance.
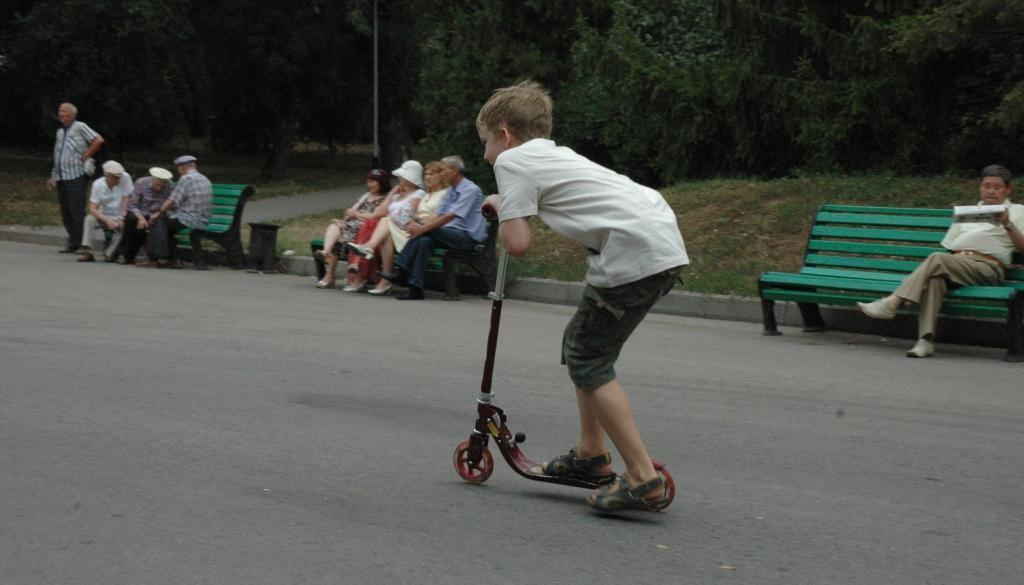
[452,247,675,502]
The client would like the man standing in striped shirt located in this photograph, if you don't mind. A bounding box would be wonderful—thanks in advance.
[46,103,105,253]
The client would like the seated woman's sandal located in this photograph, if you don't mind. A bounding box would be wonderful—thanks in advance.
[587,473,671,512]
[533,448,617,485]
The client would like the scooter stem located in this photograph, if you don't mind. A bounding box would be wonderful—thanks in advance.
[479,249,510,396]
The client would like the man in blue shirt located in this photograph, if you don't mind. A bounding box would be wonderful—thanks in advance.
[384,155,487,300]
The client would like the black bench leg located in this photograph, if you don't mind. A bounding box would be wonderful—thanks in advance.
[310,243,325,280]
[761,298,782,336]
[227,237,246,268]
[797,302,827,332]
[1004,294,1024,362]
[190,232,206,268]
[442,255,460,300]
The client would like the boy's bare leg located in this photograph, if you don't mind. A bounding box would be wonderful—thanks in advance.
[581,378,659,489]
[574,388,614,475]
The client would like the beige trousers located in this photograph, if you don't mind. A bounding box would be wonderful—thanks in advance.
[894,252,1003,339]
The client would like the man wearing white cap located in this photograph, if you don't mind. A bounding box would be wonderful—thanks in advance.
[77,160,132,262]
[119,167,173,266]
[148,155,213,267]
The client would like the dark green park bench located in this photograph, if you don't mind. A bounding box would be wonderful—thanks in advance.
[173,183,254,268]
[758,204,1024,361]
[309,219,498,299]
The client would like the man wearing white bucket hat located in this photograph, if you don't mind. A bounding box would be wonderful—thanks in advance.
[77,160,133,262]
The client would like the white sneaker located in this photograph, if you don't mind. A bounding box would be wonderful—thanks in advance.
[906,338,934,358]
[857,297,898,320]
[348,243,374,260]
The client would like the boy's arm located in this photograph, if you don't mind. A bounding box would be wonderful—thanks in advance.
[499,218,531,256]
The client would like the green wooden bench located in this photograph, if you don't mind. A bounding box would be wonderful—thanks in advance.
[309,220,498,299]
[758,204,1024,361]
[173,183,254,268]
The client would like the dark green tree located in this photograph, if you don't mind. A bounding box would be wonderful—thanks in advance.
[200,0,371,178]
[887,0,1024,169]
[2,0,202,154]
[559,0,733,185]
[414,0,612,189]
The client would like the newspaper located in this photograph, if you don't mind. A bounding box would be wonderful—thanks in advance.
[953,204,1006,223]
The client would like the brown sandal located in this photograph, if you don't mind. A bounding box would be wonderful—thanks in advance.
[587,472,671,512]
[532,448,616,485]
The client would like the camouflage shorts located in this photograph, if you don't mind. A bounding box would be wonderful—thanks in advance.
[561,266,683,391]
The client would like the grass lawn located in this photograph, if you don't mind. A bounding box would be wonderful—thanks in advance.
[1,143,981,296]
[0,144,370,225]
[270,173,979,296]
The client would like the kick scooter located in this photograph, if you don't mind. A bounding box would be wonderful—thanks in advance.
[452,226,676,504]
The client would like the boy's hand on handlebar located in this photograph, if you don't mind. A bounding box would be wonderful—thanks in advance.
[482,194,500,219]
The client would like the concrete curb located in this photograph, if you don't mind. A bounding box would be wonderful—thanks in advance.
[0,225,68,248]
[278,253,798,327]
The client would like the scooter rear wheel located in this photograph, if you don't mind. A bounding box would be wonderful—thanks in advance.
[453,440,494,484]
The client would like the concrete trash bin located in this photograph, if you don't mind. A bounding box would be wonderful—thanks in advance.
[247,223,281,273]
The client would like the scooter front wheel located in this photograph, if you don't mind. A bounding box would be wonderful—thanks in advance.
[453,440,494,484]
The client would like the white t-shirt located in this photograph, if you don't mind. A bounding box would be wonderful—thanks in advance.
[494,138,688,288]
[942,201,1024,265]
[89,172,133,218]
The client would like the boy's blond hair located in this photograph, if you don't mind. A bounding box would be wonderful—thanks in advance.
[476,80,553,141]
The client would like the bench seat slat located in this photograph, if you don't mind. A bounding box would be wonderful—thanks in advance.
[760,289,1009,319]
[761,272,1017,300]
[799,266,1024,290]
[804,253,923,273]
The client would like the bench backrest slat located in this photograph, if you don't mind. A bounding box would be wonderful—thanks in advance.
[820,204,954,217]
[808,240,943,258]
[817,211,953,229]
[804,253,925,273]
[811,225,947,243]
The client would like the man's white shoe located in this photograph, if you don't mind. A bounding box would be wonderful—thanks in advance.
[856,297,898,320]
[906,338,935,358]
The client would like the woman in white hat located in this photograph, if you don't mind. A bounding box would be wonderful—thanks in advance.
[346,160,426,294]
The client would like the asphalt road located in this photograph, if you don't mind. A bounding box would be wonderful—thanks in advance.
[1,240,1022,585]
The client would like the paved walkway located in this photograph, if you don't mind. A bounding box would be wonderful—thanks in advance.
[242,185,366,223]
[1,238,1021,585]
